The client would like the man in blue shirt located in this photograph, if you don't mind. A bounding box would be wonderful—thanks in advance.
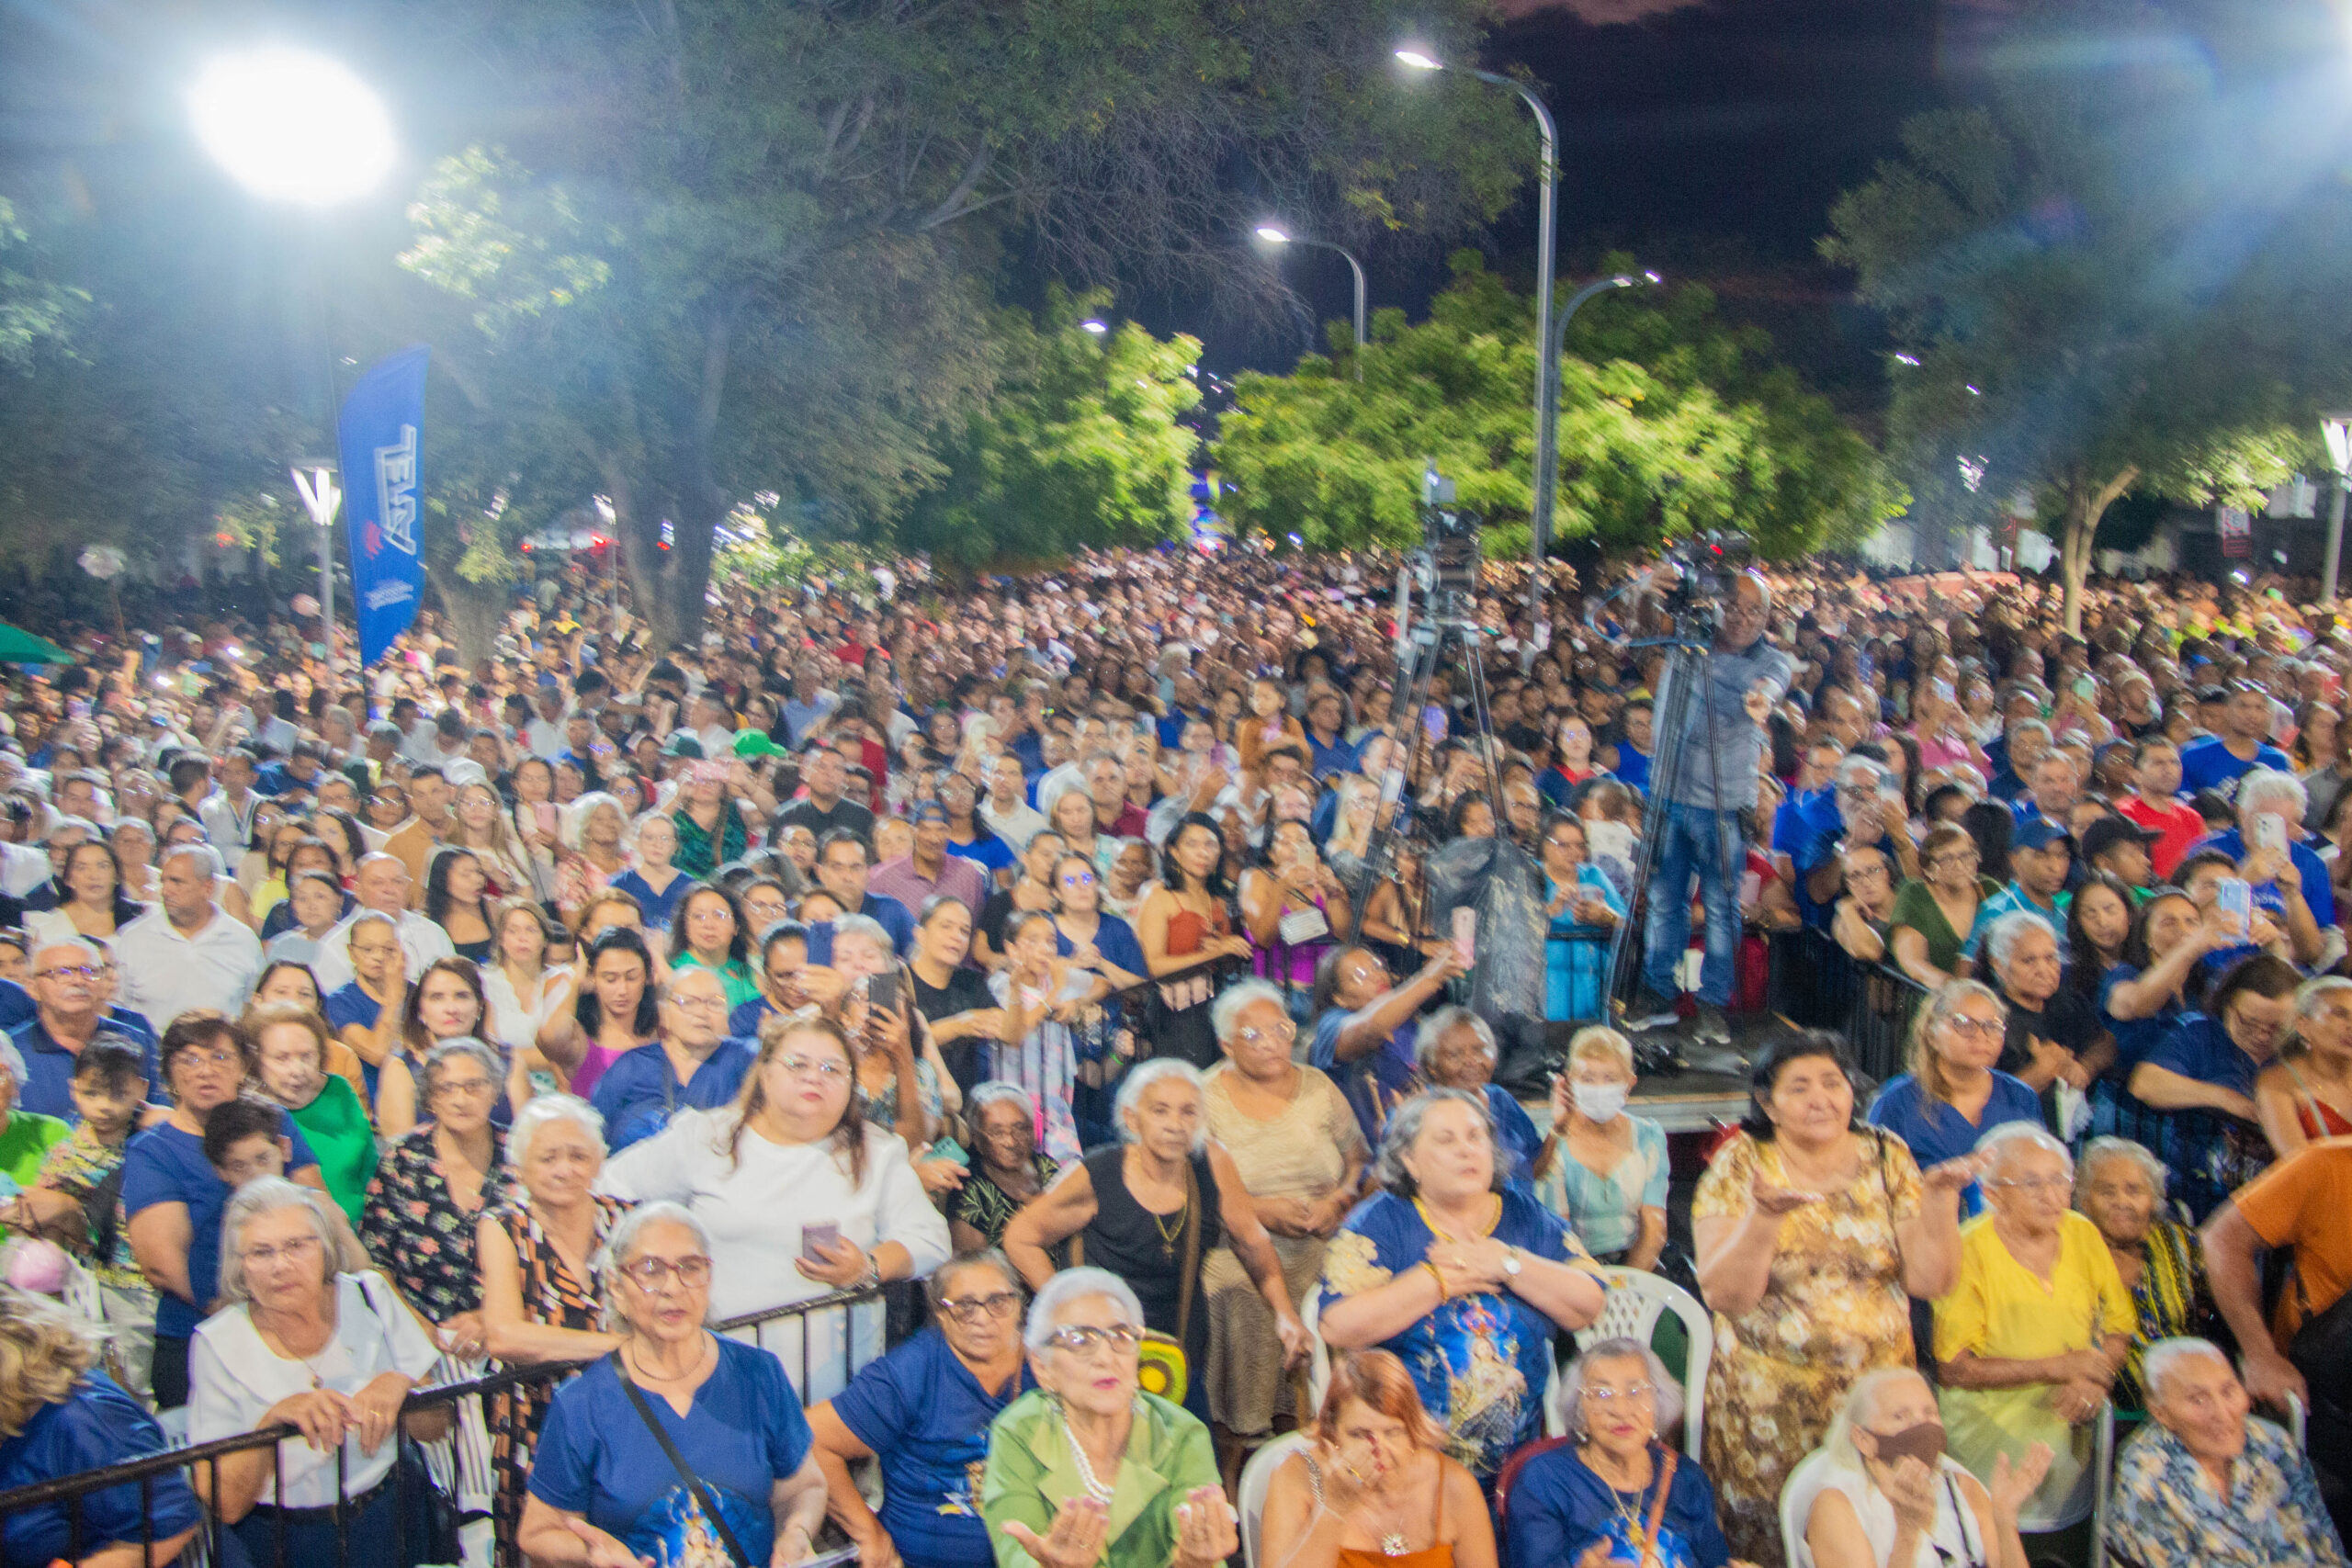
[2182,767,2334,968]
[1962,817,2074,963]
[1302,690,1360,781]
[6,941,158,1121]
[815,829,915,956]
[590,968,759,1152]
[2178,682,2290,803]
[1610,693,1654,796]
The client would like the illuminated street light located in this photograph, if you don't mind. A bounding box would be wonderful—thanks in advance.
[1394,50,1442,70]
[1080,319,1109,334]
[2321,412,2352,603]
[188,47,395,206]
[1253,221,1368,376]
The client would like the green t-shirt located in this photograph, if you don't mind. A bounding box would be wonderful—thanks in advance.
[0,1110,73,1191]
[288,1074,380,1224]
[1889,874,2001,976]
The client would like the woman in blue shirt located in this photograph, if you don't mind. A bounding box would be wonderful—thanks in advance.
[807,1252,1035,1568]
[1866,979,2041,1215]
[1539,815,1623,1025]
[522,1201,827,1568]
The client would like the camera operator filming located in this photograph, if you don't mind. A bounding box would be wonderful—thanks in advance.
[1629,563,1789,1042]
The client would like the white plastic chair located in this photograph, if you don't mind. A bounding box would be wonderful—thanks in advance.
[1238,1431,1312,1568]
[2289,1392,2308,1451]
[1777,1445,1833,1568]
[1302,1282,1332,1416]
[2086,1401,2115,1568]
[1570,1266,1714,1457]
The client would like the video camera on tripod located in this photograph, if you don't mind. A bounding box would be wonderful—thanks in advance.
[1415,460,1481,623]
[1657,530,1755,636]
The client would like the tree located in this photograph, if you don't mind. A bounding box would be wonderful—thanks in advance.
[1821,0,2352,632]
[899,292,1203,570]
[393,0,1528,647]
[1213,253,1902,559]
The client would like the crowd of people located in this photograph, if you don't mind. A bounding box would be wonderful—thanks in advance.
[0,542,2345,1568]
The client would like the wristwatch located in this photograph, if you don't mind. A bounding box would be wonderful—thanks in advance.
[1500,1246,1522,1279]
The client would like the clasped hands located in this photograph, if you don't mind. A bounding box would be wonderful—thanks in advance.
[265,1371,409,1457]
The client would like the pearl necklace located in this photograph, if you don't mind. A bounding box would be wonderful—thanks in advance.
[1059,1401,1122,1506]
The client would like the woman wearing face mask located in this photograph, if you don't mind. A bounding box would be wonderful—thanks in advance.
[1795,1368,2049,1568]
[1533,1028,1668,1271]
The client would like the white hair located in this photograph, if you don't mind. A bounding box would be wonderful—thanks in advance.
[1554,1338,1687,1439]
[2075,1136,2166,1203]
[830,914,892,959]
[563,792,625,853]
[594,1200,716,1327]
[2142,1337,2233,1405]
[158,841,222,879]
[968,1080,1036,1122]
[217,1178,339,1305]
[1209,978,1289,1042]
[1985,909,2055,972]
[1975,1119,2072,1178]
[1818,1366,1935,1477]
[1114,1058,1207,1153]
[505,1093,606,1167]
[1416,1006,1498,1073]
[2237,769,2307,823]
[1023,1266,1145,1354]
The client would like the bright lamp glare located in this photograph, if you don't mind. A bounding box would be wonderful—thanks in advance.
[189,47,395,206]
[1395,49,1442,70]
[1080,319,1108,333]
[1255,225,1292,243]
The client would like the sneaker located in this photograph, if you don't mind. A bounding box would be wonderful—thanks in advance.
[1692,1002,1733,1043]
[1623,988,1682,1032]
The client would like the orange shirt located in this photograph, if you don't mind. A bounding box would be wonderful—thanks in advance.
[2232,1135,2352,1347]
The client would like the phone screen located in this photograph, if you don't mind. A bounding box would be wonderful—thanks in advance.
[1451,906,1477,966]
[801,1221,840,1262]
[867,970,899,1013]
[2215,877,2253,939]
[1423,705,1448,743]
[2256,813,2288,855]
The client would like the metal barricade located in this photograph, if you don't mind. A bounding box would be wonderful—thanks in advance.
[1765,926,1929,1087]
[0,1282,885,1568]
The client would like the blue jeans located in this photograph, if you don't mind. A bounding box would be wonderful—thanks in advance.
[1643,801,1742,1005]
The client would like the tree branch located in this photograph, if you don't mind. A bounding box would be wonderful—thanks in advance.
[915,144,992,231]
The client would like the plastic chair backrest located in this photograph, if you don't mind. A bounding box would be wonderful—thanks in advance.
[1570,1266,1714,1456]
[1239,1432,1313,1568]
[1778,1445,1833,1568]
[1302,1282,1332,1417]
[2087,1401,2115,1568]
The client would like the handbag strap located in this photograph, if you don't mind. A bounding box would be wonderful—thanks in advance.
[1175,1155,1202,1349]
[611,1350,754,1568]
[1642,1446,1678,1558]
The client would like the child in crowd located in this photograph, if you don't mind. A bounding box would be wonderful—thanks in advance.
[19,1039,160,1401]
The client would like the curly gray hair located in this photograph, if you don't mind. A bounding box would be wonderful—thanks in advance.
[1553,1337,1687,1440]
[1372,1089,1498,1198]
[1114,1059,1208,1153]
[594,1201,716,1329]
[217,1178,339,1305]
[1023,1267,1145,1354]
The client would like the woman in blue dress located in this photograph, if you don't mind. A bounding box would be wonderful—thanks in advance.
[1540,815,1624,1025]
[1317,1088,1609,1479]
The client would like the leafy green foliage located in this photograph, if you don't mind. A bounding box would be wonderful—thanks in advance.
[1821,0,2352,627]
[0,199,85,371]
[899,292,1203,569]
[1213,254,1902,559]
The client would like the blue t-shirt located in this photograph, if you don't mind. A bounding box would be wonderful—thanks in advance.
[2143,1013,2261,1100]
[857,894,918,957]
[121,1118,320,1339]
[2185,826,2336,929]
[2178,736,2291,802]
[2098,964,2184,1072]
[528,1341,814,1568]
[1320,1188,1592,1476]
[945,831,1016,881]
[608,869,691,935]
[589,1039,759,1153]
[1612,744,1652,797]
[1504,1438,1731,1568]
[1053,914,1148,983]
[322,983,395,1101]
[829,1327,1035,1568]
[728,996,776,1040]
[0,1372,203,1568]
[1307,732,1361,781]
[1865,1072,2042,1215]
[1485,1085,1543,1191]
[1310,1009,1419,1150]
[8,1013,159,1123]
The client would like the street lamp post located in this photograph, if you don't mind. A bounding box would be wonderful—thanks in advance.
[1396,48,1559,624]
[2324,412,2352,605]
[1254,225,1368,378]
[191,46,394,667]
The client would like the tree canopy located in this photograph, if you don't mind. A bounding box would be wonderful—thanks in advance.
[1821,0,2352,630]
[1212,252,1902,560]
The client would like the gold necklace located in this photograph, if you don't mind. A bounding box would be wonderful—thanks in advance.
[1150,1200,1187,1259]
[1413,1193,1499,1242]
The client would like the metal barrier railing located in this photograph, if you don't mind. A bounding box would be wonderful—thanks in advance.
[1765,925,1930,1087]
[0,1281,884,1568]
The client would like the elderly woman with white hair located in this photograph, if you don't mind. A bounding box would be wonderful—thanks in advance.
[979,1266,1232,1568]
[1932,1122,2134,1533]
[187,1177,449,1568]
[477,1094,630,1567]
[2211,767,2330,969]
[552,792,632,927]
[1504,1338,1746,1568]
[1198,978,1364,1470]
[1978,909,2110,1099]
[518,1200,830,1568]
[1415,1004,1543,1189]
[2072,1137,2215,1414]
[2107,1337,2347,1566]
[1320,1088,1608,1479]
[1795,1367,2049,1568]
[1001,1058,1311,1427]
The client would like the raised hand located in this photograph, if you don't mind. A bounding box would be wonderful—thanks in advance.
[1920,1152,1992,1197]
[1749,1170,1820,1217]
[1172,1486,1238,1568]
[1001,1495,1110,1568]
[1988,1443,2054,1521]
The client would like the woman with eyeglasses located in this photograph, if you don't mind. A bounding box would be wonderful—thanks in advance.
[950,1083,1059,1253]
[1889,825,1999,990]
[807,1250,1035,1568]
[1865,981,2041,1216]
[594,1016,949,1401]
[980,1267,1234,1568]
[1540,814,1623,1025]
[1931,1122,2133,1539]
[518,1201,829,1568]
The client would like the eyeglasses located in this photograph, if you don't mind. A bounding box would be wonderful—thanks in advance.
[619,1253,713,1290]
[434,1077,499,1100]
[1059,871,1096,886]
[1048,1323,1144,1355]
[668,993,729,1013]
[240,1235,323,1269]
[176,1048,243,1071]
[35,964,100,983]
[774,1054,849,1081]
[1941,1016,2004,1040]
[1986,1175,2071,1195]
[1929,851,1980,867]
[940,1291,1023,1322]
[1233,1023,1295,1047]
[1579,1382,1656,1405]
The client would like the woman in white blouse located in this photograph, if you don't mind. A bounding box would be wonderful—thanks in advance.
[594,1013,949,1401]
[482,898,576,1063]
[189,1177,449,1568]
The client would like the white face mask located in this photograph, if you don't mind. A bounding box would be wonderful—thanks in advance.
[1573,1082,1630,1122]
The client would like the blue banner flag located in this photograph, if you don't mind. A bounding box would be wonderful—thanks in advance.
[337,345,429,667]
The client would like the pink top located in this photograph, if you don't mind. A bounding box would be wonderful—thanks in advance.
[566,1042,626,1100]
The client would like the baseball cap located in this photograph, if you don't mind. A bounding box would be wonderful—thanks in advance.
[2013,816,2074,852]
[2078,815,2159,866]
[732,730,786,760]
[661,733,705,759]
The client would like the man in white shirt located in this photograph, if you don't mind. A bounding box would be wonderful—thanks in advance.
[308,852,457,993]
[198,748,264,874]
[114,844,263,1031]
[688,692,737,761]
[978,752,1047,852]
[522,684,569,760]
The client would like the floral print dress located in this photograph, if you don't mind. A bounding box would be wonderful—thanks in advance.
[1691,1131,1923,1568]
[357,1128,519,1325]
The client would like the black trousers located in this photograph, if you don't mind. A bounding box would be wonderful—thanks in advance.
[151,1334,191,1410]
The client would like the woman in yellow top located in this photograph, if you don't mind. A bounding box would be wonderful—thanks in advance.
[1933,1122,2135,1535]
